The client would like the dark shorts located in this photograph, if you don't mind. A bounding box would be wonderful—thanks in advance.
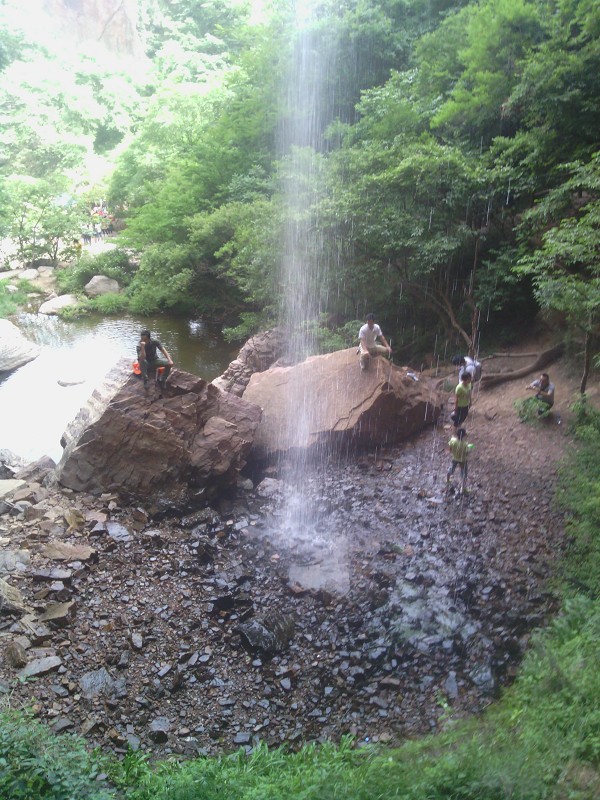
[451,406,469,427]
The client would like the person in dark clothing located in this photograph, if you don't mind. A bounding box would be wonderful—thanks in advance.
[137,330,173,390]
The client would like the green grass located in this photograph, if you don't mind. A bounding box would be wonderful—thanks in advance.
[0,708,113,800]
[514,396,553,424]
[2,398,600,800]
[0,279,42,317]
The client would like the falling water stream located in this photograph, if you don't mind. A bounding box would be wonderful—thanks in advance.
[265,0,351,593]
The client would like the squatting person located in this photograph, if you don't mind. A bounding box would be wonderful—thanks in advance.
[358,313,392,371]
[137,330,173,390]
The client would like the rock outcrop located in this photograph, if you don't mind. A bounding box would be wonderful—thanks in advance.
[37,0,146,58]
[0,319,40,373]
[84,275,120,297]
[212,328,287,396]
[55,360,262,507]
[38,294,79,314]
[243,348,441,459]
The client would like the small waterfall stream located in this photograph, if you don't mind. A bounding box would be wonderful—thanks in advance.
[267,0,350,592]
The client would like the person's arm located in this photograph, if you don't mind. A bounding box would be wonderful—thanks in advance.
[158,344,174,365]
[138,341,147,363]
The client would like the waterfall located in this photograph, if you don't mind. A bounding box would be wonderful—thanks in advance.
[273,0,346,582]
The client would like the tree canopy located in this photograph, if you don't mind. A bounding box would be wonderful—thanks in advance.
[0,0,598,376]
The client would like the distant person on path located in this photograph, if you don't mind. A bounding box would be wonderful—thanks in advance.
[358,313,392,371]
[526,372,555,414]
[451,371,472,429]
[447,428,471,494]
[137,330,173,391]
[452,354,482,383]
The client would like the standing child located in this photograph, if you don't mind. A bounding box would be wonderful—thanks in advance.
[451,371,472,430]
[447,428,471,494]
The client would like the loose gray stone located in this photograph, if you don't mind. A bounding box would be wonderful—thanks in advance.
[18,656,62,679]
[149,716,171,743]
[80,667,115,700]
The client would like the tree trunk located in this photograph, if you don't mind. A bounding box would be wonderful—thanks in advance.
[580,330,592,395]
[478,343,565,388]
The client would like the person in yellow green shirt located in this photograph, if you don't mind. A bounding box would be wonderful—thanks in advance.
[450,371,472,430]
[447,428,471,494]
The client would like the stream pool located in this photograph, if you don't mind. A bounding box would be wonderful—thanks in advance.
[0,312,237,463]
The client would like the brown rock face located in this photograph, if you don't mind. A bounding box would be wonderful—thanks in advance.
[55,362,262,506]
[212,328,287,396]
[243,348,441,460]
[41,0,145,57]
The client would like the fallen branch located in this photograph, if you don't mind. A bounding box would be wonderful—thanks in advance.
[481,351,551,361]
[479,343,564,389]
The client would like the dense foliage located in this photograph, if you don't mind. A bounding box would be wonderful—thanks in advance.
[1,0,598,369]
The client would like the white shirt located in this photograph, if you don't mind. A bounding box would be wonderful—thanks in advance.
[459,356,481,382]
[359,323,383,349]
[531,378,555,404]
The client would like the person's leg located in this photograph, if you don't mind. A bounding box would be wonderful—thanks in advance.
[459,461,468,493]
[447,461,457,483]
[359,344,370,370]
[456,407,468,427]
[153,356,171,386]
[370,344,389,358]
[140,359,149,386]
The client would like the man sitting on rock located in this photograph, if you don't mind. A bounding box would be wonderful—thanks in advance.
[137,330,173,391]
[358,313,392,371]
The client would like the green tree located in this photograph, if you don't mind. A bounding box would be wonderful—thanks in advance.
[2,177,85,265]
[497,0,600,181]
[516,154,600,393]
[416,0,545,146]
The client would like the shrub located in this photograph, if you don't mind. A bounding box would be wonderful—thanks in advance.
[89,292,130,315]
[514,396,552,424]
[0,279,42,318]
[0,709,114,800]
[126,244,195,314]
[223,311,271,342]
[56,249,135,294]
[56,299,92,319]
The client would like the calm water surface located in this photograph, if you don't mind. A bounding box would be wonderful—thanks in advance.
[0,313,237,463]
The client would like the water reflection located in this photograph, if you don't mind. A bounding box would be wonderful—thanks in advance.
[0,313,236,462]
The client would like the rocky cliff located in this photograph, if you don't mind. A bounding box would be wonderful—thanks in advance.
[10,0,147,58]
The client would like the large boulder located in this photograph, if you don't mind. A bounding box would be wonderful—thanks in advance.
[38,294,79,314]
[18,268,39,280]
[55,360,262,507]
[243,348,441,460]
[212,328,287,396]
[0,319,40,373]
[84,275,120,297]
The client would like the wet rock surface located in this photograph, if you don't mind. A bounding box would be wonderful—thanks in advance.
[0,319,40,373]
[244,348,441,458]
[212,328,287,397]
[0,408,565,757]
[56,363,262,506]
